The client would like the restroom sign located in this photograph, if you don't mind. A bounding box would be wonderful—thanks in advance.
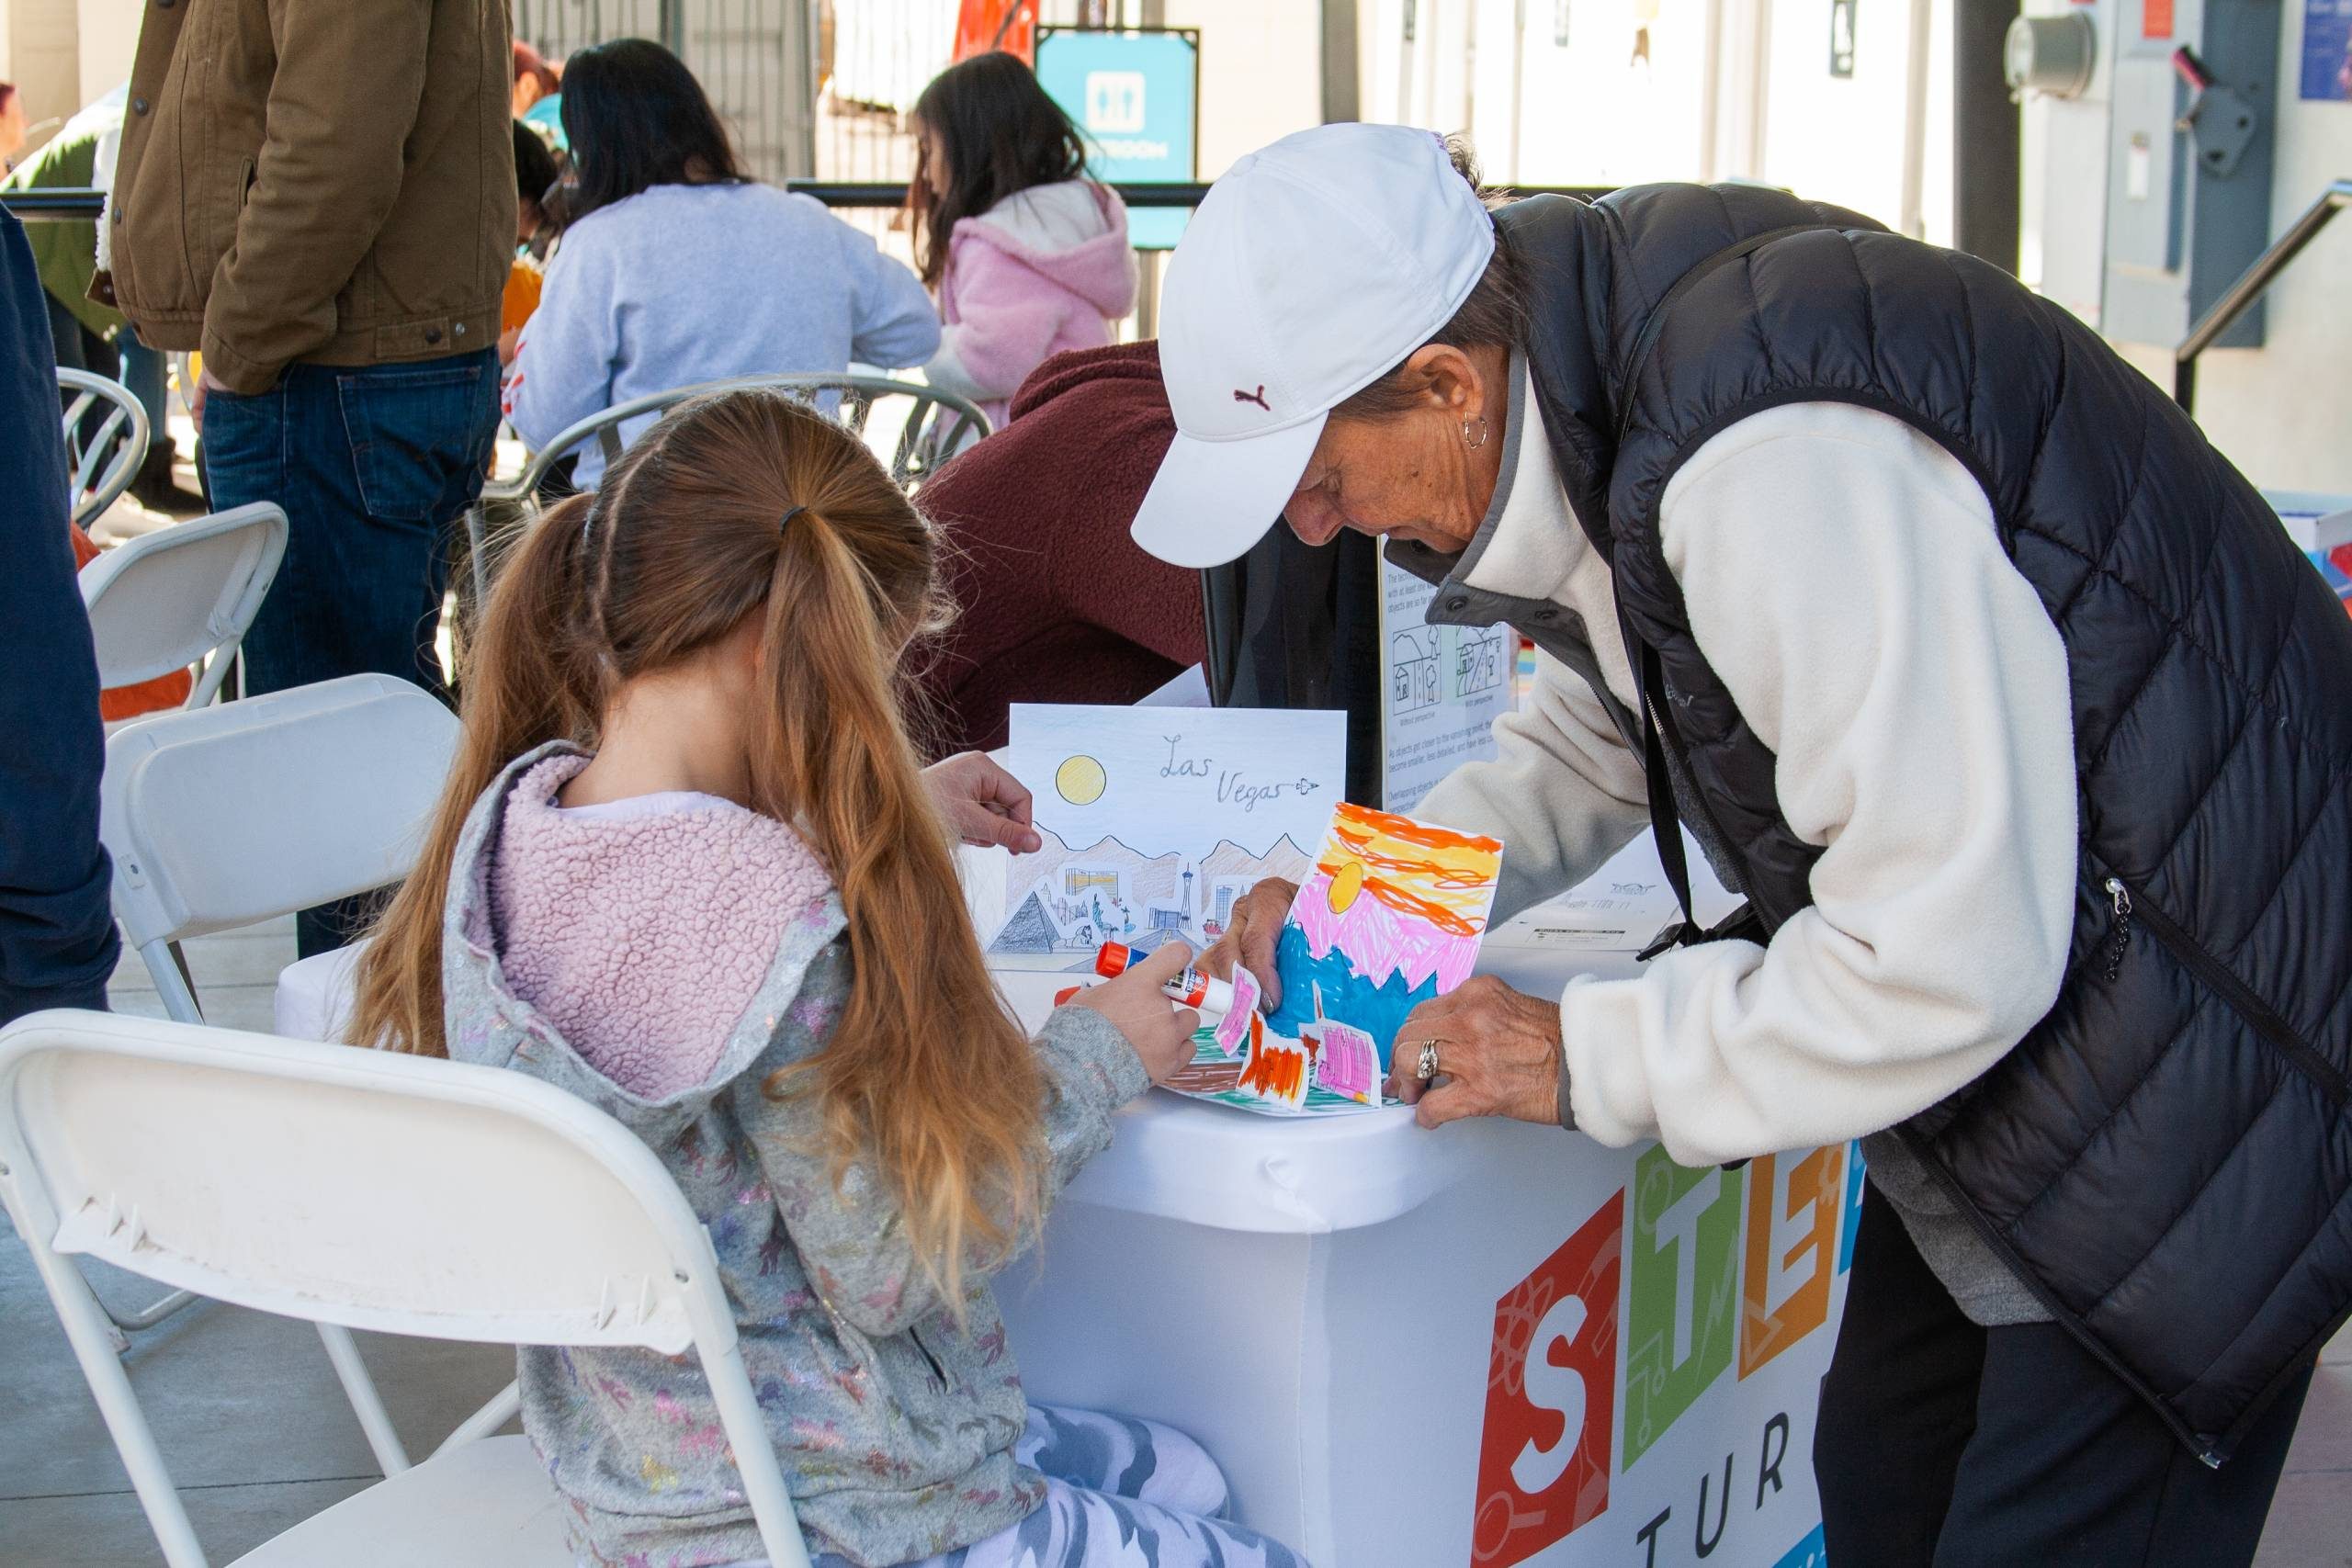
[1035,27,1199,249]
[1084,70,1148,134]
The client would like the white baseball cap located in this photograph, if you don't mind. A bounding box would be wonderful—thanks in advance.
[1129,123,1497,570]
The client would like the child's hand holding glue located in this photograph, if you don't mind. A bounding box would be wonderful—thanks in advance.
[1067,940,1201,1086]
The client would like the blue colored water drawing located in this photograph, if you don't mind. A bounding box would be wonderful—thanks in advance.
[1264,921,1439,1071]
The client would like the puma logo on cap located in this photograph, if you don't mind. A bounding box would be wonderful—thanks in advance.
[1233,385,1271,411]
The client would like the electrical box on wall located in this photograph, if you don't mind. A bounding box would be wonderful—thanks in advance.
[2100,0,2280,349]
[2015,0,2119,331]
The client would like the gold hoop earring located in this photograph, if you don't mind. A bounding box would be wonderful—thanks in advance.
[1462,416,1490,450]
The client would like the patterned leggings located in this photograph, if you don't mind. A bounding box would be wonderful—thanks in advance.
[804,1404,1310,1568]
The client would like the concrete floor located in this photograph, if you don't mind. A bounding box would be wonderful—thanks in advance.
[3,919,2349,1564]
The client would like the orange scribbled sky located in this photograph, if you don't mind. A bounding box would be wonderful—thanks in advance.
[1315,804,1502,940]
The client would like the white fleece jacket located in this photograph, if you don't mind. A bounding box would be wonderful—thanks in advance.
[1419,389,2078,1168]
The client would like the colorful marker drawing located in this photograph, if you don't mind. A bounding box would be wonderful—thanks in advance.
[1312,1021,1381,1105]
[1266,804,1503,1068]
[1235,1033,1313,1111]
[1159,1016,1395,1118]
[1211,964,1262,1057]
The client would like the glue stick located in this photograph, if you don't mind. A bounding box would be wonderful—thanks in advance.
[1094,942,1243,1021]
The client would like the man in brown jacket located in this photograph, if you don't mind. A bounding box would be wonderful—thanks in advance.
[107,0,514,953]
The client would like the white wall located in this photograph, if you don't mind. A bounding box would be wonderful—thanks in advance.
[1155,0,1323,178]
[2104,3,2352,495]
[1348,0,1952,243]
[1758,0,1952,243]
[74,0,134,106]
[1359,0,1715,186]
[0,0,83,136]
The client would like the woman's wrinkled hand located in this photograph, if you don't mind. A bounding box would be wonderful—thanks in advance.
[1201,877,1298,1009]
[1386,976,1566,1129]
[1069,940,1200,1089]
[922,752,1043,853]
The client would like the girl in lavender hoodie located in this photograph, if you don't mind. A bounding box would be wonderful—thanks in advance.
[350,389,1306,1568]
[910,54,1138,430]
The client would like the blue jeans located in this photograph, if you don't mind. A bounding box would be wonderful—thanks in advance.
[118,328,169,445]
[202,350,500,698]
[202,351,498,954]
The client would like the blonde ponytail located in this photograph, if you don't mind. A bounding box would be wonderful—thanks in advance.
[757,503,1046,1302]
[352,389,1048,1300]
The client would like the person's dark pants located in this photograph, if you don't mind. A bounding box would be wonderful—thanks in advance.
[48,294,125,461]
[45,293,117,378]
[1816,1190,2312,1568]
[2,213,119,1021]
[201,350,500,956]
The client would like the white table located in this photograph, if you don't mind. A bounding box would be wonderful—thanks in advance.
[992,948,1850,1568]
[277,919,1849,1568]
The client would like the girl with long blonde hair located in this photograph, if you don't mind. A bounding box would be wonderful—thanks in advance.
[352,389,1306,1568]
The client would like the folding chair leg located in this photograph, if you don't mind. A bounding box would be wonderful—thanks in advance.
[21,1229,209,1567]
[103,1284,199,1334]
[185,636,240,709]
[433,1379,522,1459]
[316,1323,412,1475]
[141,940,205,1027]
[466,502,490,610]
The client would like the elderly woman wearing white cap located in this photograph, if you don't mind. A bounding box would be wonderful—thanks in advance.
[1149,124,2352,1567]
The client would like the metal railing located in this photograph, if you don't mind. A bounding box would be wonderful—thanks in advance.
[2,187,107,219]
[5,181,1615,221]
[782,180,1616,209]
[2175,178,2352,414]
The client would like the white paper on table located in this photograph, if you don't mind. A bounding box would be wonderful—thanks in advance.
[990,703,1346,960]
[1483,829,1738,952]
[1135,663,1212,707]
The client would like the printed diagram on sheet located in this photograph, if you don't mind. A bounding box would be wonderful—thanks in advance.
[1380,547,1514,813]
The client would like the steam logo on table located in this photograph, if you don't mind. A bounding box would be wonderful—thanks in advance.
[1474,1143,1863,1567]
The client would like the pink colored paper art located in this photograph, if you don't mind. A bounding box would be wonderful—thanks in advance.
[1311,1021,1381,1105]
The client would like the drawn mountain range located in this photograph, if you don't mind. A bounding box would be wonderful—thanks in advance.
[989,828,1316,953]
[1017,828,1315,900]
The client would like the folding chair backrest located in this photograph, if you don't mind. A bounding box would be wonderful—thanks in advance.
[58,367,152,530]
[463,373,989,611]
[101,674,458,947]
[502,373,988,498]
[0,1011,812,1567]
[3,1013,714,1348]
[79,503,288,699]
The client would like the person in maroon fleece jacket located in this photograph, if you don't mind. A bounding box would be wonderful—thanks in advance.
[915,340,1206,754]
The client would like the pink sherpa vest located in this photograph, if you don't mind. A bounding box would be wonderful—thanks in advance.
[486,753,833,1098]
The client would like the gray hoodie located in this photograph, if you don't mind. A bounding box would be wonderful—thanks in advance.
[441,745,1148,1567]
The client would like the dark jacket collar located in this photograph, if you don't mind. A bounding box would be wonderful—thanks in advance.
[1495,194,1626,561]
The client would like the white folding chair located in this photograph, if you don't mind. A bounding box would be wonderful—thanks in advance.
[59,366,153,530]
[80,502,288,709]
[102,674,457,1025]
[464,372,990,605]
[0,1010,815,1568]
[92,675,461,1463]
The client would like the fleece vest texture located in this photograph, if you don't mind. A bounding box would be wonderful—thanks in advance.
[1492,186,2352,1462]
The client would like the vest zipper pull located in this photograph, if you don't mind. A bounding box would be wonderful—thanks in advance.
[2104,877,2133,982]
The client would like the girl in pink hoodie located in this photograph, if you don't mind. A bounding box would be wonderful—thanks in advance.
[910,53,1137,429]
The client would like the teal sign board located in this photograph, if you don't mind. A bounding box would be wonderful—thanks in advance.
[1035,28,1199,250]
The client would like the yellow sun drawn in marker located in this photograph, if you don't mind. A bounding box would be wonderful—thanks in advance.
[1055,754,1107,806]
[1327,858,1367,914]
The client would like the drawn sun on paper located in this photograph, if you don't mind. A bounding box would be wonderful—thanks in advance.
[1054,754,1107,806]
[1267,804,1503,1069]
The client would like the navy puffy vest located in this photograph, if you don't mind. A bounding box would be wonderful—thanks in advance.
[1500,186,2352,1461]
